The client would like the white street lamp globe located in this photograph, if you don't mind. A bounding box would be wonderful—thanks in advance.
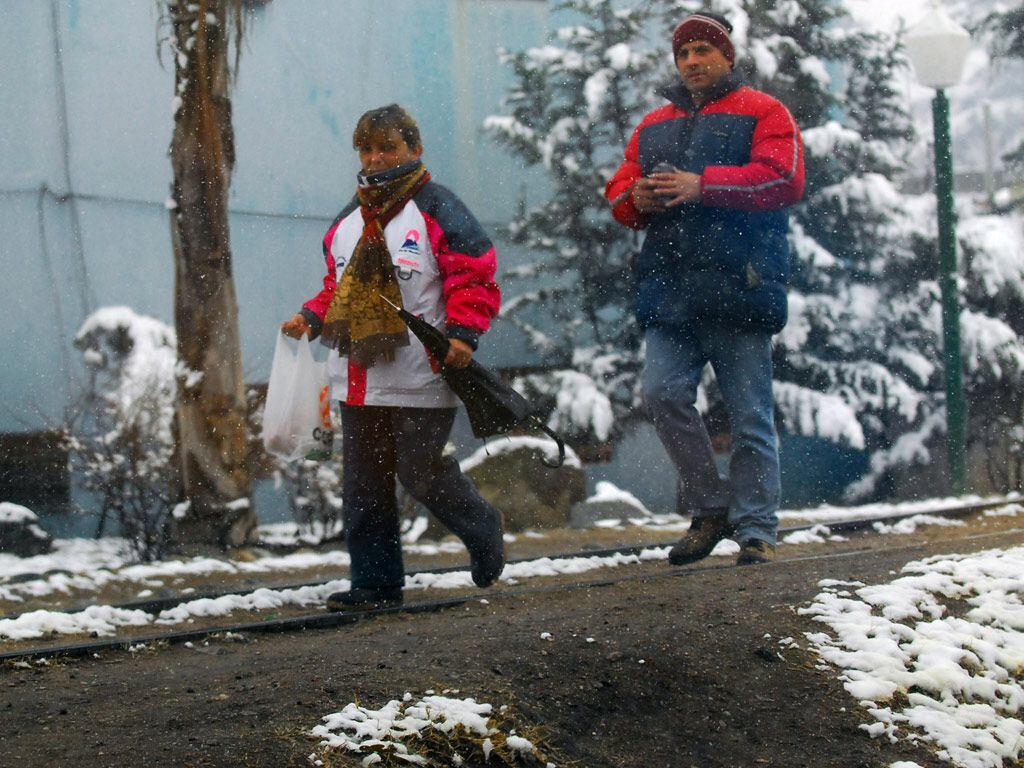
[905,1,971,89]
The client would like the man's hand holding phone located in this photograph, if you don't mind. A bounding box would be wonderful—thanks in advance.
[648,162,703,207]
[633,162,702,212]
[632,162,673,214]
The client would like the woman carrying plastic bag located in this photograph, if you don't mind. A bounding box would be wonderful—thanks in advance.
[277,105,505,613]
[261,332,333,461]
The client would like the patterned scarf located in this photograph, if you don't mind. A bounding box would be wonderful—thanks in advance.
[320,161,430,367]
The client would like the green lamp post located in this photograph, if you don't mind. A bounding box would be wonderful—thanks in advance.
[905,1,972,494]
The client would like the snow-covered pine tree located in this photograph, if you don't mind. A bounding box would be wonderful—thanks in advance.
[981,4,1024,170]
[948,4,1024,493]
[484,0,666,447]
[843,26,916,148]
[731,0,939,485]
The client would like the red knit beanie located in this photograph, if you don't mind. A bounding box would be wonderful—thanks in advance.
[672,13,736,64]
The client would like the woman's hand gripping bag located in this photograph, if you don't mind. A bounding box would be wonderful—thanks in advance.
[261,333,334,461]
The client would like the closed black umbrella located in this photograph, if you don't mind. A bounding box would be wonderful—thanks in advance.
[379,295,566,467]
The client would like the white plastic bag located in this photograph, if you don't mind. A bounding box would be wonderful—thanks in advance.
[261,332,333,461]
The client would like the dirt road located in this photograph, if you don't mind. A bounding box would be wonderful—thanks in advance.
[2,521,1021,767]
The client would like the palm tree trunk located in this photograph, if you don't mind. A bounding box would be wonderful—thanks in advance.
[167,0,255,547]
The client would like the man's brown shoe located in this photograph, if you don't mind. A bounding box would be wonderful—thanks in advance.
[668,513,731,565]
[736,539,775,566]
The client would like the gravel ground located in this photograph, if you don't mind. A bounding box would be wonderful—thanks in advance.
[1,519,1021,767]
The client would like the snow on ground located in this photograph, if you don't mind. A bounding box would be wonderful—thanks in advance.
[0,544,353,606]
[0,537,132,584]
[595,494,1020,534]
[799,546,1024,768]
[777,495,1021,527]
[585,481,650,515]
[872,515,967,536]
[309,690,554,767]
[257,521,344,548]
[0,499,1019,643]
[259,514,434,548]
[782,524,849,545]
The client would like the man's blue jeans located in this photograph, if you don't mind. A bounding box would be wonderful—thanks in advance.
[642,323,780,545]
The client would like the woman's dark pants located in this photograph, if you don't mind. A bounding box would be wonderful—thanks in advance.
[340,404,502,590]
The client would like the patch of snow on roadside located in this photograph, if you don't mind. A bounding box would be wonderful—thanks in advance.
[872,515,966,536]
[799,546,1024,768]
[257,521,344,547]
[0,546,353,604]
[779,494,1020,527]
[783,524,841,545]
[401,516,429,544]
[402,541,466,557]
[0,605,153,641]
[0,537,132,582]
[983,504,1023,518]
[310,692,546,765]
[154,580,350,624]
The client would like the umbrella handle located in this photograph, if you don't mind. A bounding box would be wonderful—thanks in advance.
[530,417,566,468]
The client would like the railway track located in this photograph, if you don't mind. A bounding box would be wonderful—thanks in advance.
[0,496,1019,664]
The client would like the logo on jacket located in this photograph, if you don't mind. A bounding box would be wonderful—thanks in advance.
[396,229,423,280]
[399,229,421,255]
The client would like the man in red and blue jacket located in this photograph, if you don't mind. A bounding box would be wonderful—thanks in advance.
[605,12,805,566]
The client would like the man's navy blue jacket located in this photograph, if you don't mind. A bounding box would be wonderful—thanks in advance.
[606,74,805,333]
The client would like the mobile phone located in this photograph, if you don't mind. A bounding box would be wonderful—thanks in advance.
[651,162,677,174]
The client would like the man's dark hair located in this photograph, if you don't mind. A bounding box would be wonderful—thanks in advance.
[352,104,422,151]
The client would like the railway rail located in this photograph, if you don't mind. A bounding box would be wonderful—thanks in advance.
[0,496,1019,664]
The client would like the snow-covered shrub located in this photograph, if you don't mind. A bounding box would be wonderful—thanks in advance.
[271,457,343,543]
[247,387,343,544]
[66,307,180,561]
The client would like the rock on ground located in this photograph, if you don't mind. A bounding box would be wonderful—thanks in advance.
[0,502,52,557]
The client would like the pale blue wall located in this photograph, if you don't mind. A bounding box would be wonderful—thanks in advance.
[0,0,547,432]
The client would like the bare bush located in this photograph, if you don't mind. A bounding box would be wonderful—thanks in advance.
[65,307,181,562]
